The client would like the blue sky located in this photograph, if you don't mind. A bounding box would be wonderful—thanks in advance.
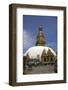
[23,15,57,53]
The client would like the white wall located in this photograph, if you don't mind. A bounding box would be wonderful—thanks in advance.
[0,0,68,90]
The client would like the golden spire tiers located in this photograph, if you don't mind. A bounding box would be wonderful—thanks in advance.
[36,26,46,46]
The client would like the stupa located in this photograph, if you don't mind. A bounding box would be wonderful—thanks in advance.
[24,26,56,64]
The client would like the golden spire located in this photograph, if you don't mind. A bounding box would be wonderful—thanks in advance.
[35,26,46,46]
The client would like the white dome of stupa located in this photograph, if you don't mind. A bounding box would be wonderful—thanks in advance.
[24,46,56,61]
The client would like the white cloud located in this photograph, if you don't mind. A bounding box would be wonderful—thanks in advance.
[46,42,56,47]
[23,30,30,48]
[23,30,35,52]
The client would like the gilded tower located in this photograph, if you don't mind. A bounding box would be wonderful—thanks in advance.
[36,26,46,46]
